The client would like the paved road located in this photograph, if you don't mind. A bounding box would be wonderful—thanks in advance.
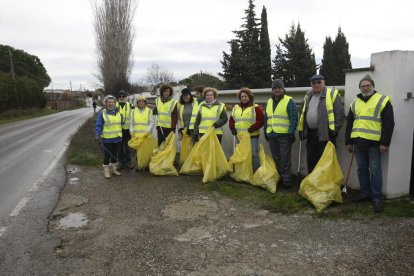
[0,108,93,219]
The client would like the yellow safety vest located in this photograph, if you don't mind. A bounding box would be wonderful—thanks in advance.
[265,96,292,134]
[132,107,152,135]
[198,102,225,134]
[178,100,200,130]
[156,98,177,128]
[101,110,122,139]
[350,93,389,141]
[232,104,260,136]
[116,102,132,130]
[298,88,338,131]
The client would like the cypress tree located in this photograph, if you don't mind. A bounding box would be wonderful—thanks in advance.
[258,6,271,88]
[320,28,352,85]
[319,36,336,85]
[220,0,262,89]
[333,27,352,84]
[272,23,316,87]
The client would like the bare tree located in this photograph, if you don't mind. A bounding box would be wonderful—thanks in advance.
[93,0,136,96]
[145,64,175,93]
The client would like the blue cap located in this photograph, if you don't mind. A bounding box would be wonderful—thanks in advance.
[309,74,325,82]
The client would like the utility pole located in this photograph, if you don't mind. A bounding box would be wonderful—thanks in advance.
[70,81,72,92]
[9,48,20,109]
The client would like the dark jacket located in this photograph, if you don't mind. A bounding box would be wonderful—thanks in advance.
[300,87,345,141]
[263,95,298,137]
[345,91,395,147]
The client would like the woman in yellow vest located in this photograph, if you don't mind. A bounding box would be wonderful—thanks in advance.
[177,88,199,137]
[129,96,156,138]
[129,96,156,171]
[193,87,228,143]
[229,87,264,172]
[95,95,123,179]
[153,84,178,146]
[345,74,395,213]
[264,80,298,188]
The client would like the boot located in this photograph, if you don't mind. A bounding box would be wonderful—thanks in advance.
[111,163,122,176]
[103,165,111,179]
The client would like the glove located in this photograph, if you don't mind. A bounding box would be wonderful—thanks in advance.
[247,127,254,133]
[95,137,100,143]
[264,133,269,142]
[289,134,296,144]
[192,135,199,142]
[299,131,305,140]
[231,129,238,136]
[329,130,338,139]
[178,128,184,135]
[186,128,191,136]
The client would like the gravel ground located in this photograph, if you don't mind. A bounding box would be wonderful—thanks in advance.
[48,165,414,275]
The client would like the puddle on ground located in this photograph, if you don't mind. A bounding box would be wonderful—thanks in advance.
[57,212,88,230]
[68,177,79,185]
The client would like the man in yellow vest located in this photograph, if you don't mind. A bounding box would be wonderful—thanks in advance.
[116,90,134,169]
[298,74,345,173]
[264,79,298,188]
[345,74,395,212]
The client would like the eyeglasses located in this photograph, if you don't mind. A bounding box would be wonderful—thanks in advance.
[311,81,322,85]
[360,84,372,88]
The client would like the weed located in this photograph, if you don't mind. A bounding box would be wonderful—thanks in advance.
[66,115,101,166]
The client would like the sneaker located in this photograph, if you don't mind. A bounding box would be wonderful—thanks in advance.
[373,201,384,213]
[351,194,371,203]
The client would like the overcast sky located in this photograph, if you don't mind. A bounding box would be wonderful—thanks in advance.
[1,0,413,90]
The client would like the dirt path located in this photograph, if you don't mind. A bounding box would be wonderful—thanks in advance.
[48,166,414,275]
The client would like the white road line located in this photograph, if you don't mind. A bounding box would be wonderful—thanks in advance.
[0,226,7,237]
[9,197,29,217]
[29,179,43,192]
[29,143,68,193]
[41,144,68,177]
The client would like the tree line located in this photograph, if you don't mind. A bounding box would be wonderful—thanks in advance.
[221,0,352,89]
[0,44,50,112]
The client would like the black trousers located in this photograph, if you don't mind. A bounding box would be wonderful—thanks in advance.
[306,129,336,173]
[157,127,174,146]
[118,129,131,165]
[103,142,119,165]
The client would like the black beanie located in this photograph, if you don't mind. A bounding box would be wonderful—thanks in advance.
[359,74,375,87]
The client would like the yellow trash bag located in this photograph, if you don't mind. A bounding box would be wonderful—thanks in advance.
[180,127,231,183]
[149,132,179,176]
[128,133,157,170]
[179,129,194,166]
[228,133,253,183]
[251,145,279,193]
[299,141,343,212]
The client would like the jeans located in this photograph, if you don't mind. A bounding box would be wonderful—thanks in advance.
[251,137,260,172]
[354,144,383,201]
[268,135,292,184]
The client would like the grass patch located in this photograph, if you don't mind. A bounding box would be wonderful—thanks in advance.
[205,180,310,215]
[205,180,414,219]
[66,115,102,166]
[0,108,59,124]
